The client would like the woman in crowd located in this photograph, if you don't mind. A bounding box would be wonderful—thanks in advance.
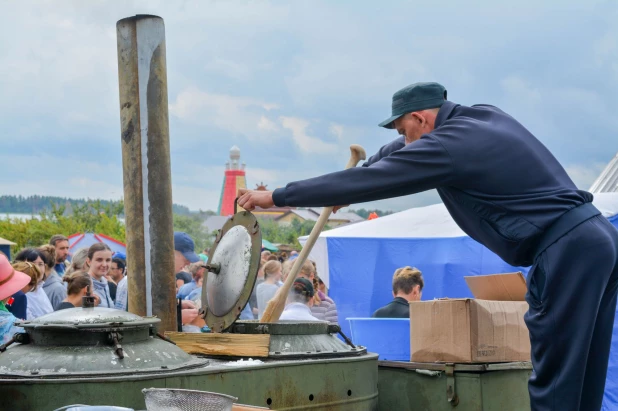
[0,254,30,344]
[298,260,338,324]
[65,248,89,277]
[13,249,54,319]
[58,271,99,310]
[256,260,282,320]
[248,259,266,318]
[279,278,322,321]
[86,243,114,308]
[38,244,67,310]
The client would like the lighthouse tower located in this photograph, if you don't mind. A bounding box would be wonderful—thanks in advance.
[217,145,247,216]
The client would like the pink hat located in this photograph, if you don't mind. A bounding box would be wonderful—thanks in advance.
[0,254,31,301]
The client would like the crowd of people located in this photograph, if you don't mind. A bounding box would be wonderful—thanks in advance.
[0,234,128,344]
[173,236,340,331]
[0,230,347,343]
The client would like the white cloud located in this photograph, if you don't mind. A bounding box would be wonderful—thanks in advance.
[565,163,608,191]
[330,123,344,141]
[171,185,223,212]
[500,76,542,104]
[169,87,280,140]
[279,116,338,154]
[257,116,279,132]
[204,58,251,81]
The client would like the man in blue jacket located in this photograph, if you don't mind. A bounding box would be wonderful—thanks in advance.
[238,82,618,411]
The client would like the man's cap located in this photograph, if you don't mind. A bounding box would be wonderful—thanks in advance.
[293,277,314,298]
[174,232,200,263]
[113,251,126,261]
[0,254,31,301]
[378,82,447,129]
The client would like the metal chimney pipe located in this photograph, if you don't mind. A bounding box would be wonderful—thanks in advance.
[115,15,176,332]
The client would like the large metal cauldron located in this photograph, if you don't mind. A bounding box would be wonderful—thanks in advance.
[0,307,206,378]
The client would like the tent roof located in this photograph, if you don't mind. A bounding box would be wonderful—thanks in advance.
[68,233,126,254]
[0,236,16,246]
[262,239,279,252]
[590,152,618,193]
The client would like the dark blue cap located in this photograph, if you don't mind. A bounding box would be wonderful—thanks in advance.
[378,82,447,129]
[174,232,200,263]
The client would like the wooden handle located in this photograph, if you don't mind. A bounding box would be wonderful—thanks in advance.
[260,144,366,323]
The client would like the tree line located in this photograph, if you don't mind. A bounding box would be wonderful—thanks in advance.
[0,196,392,254]
[0,195,193,216]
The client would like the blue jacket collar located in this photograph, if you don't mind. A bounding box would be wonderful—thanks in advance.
[434,101,458,128]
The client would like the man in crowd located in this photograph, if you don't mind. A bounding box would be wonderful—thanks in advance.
[373,266,423,318]
[174,232,200,272]
[173,232,201,327]
[111,257,127,311]
[237,81,618,411]
[49,235,70,276]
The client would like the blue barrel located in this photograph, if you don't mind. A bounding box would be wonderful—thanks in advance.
[347,318,410,361]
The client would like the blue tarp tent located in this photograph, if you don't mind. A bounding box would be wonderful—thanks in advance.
[299,192,618,410]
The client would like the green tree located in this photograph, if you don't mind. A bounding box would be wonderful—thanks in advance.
[257,218,326,249]
[172,214,215,253]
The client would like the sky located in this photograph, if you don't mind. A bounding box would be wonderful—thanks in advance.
[0,0,617,212]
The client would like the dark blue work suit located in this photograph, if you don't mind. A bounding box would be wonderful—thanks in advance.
[272,101,618,411]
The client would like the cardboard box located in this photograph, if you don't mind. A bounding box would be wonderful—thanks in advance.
[410,272,530,363]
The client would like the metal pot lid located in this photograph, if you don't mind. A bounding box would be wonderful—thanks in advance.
[16,307,160,330]
[202,209,261,332]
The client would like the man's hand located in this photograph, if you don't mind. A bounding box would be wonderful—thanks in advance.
[180,300,199,324]
[237,189,275,211]
[237,188,349,213]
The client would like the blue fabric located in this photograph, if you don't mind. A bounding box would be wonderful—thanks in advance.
[604,215,618,411]
[54,263,65,276]
[326,215,618,410]
[328,236,527,340]
[178,281,198,300]
[6,291,27,320]
[239,303,254,320]
[185,286,201,302]
[0,309,23,345]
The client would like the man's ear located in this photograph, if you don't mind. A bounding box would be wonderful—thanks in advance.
[411,112,425,126]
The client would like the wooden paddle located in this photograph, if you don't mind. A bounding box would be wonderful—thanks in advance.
[260,144,367,323]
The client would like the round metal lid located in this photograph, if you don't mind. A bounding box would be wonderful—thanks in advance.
[202,209,261,332]
[16,307,160,330]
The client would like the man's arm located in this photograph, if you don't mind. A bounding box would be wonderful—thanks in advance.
[361,135,406,167]
[271,135,454,208]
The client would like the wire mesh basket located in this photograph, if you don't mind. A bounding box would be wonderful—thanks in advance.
[142,388,237,411]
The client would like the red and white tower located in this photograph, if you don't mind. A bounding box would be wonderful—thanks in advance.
[217,145,247,216]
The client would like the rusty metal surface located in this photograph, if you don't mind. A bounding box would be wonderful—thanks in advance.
[0,354,379,411]
[202,211,261,333]
[230,320,333,335]
[116,14,176,332]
